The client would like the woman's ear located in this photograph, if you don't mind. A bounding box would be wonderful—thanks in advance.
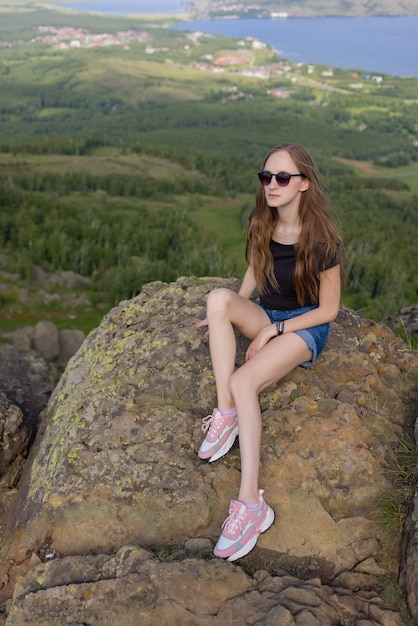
[300,178,310,192]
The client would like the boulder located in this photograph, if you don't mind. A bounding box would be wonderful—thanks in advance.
[2,323,85,369]
[57,328,85,368]
[0,394,30,487]
[403,487,418,622]
[33,321,59,361]
[0,277,416,624]
[385,303,418,339]
[3,546,406,626]
[401,380,418,623]
[0,346,59,435]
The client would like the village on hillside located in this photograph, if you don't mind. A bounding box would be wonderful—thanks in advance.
[1,24,385,96]
[190,0,292,19]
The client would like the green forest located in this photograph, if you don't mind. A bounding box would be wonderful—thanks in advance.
[0,3,417,337]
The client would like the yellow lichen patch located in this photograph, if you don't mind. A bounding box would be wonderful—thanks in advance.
[48,494,68,509]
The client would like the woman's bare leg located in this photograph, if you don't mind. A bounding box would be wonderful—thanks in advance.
[206,288,271,409]
[229,332,312,503]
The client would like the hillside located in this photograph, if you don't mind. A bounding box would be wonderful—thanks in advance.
[0,4,417,338]
[190,0,418,19]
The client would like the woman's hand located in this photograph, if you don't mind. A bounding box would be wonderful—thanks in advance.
[245,324,276,361]
[196,317,208,330]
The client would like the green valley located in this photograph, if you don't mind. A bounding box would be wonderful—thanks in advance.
[0,3,417,338]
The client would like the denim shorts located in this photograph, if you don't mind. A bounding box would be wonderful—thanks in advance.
[257,302,330,367]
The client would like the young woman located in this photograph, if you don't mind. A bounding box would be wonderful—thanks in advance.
[196,142,342,562]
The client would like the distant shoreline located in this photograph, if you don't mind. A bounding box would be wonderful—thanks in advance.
[173,15,418,77]
[51,0,418,19]
[53,0,190,17]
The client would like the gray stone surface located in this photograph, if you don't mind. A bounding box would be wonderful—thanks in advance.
[0,278,416,625]
[3,547,406,626]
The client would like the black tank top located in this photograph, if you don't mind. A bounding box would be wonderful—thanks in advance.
[259,240,339,310]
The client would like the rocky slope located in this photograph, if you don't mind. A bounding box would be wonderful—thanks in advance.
[0,277,417,625]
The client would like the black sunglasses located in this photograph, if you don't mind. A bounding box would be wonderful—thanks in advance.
[258,171,305,187]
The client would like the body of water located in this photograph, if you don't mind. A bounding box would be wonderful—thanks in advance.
[60,0,188,15]
[58,1,418,77]
[172,15,418,77]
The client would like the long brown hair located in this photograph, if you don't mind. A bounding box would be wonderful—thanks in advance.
[245,142,342,305]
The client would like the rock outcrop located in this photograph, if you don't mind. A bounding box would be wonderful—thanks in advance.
[0,394,30,489]
[1,546,409,626]
[0,346,59,436]
[2,321,85,370]
[0,277,417,625]
[385,303,418,341]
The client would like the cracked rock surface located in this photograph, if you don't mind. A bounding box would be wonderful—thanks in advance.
[0,277,416,625]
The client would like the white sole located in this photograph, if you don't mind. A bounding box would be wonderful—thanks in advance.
[208,425,239,463]
[227,506,275,562]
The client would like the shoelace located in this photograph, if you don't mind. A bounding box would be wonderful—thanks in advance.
[222,501,246,534]
[201,412,224,434]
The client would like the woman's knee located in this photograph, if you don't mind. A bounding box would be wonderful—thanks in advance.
[229,369,257,400]
[207,288,234,317]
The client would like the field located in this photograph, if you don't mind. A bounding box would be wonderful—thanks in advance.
[0,2,417,335]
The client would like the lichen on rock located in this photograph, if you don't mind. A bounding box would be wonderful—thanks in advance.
[0,277,417,624]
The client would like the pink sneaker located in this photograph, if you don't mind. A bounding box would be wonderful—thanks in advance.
[198,409,238,463]
[214,490,275,561]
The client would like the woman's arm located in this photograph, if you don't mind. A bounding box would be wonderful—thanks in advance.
[238,265,257,299]
[244,264,340,359]
[283,264,341,333]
